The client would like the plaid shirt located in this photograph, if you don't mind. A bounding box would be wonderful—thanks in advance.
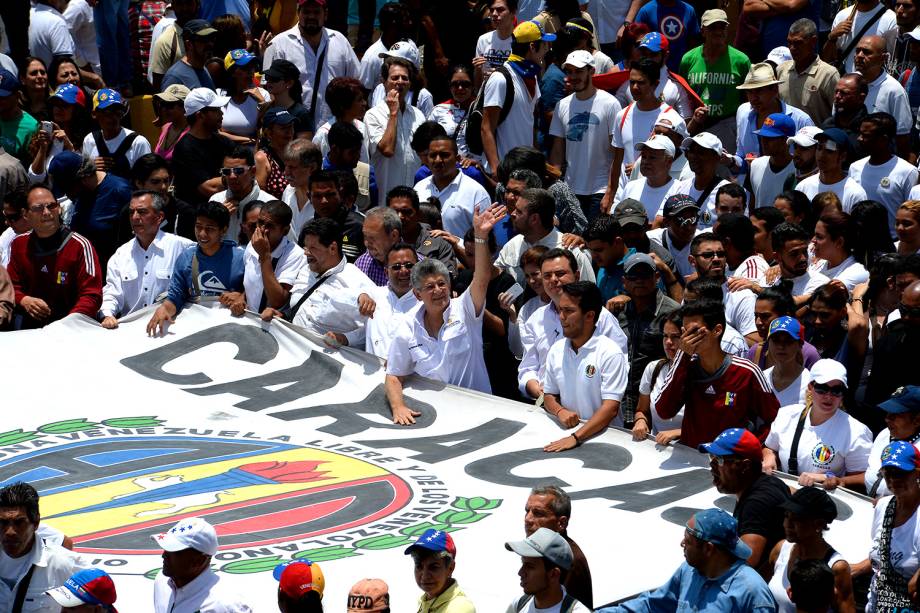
[355,252,387,286]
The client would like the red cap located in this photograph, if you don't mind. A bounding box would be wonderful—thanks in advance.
[275,561,325,600]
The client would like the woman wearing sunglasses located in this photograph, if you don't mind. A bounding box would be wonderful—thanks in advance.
[763,358,872,490]
[429,65,477,160]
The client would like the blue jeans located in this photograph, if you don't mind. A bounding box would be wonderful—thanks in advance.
[95,0,132,88]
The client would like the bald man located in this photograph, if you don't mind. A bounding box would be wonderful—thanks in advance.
[854,35,912,158]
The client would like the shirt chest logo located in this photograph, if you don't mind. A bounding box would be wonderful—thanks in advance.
[880,177,891,189]
[811,443,836,467]
[584,365,596,378]
[704,385,716,395]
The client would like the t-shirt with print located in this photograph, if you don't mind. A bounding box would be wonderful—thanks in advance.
[549,89,621,195]
[680,46,751,120]
[635,0,700,72]
[476,30,512,75]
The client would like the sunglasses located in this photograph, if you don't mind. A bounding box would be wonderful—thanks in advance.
[708,454,745,466]
[898,302,920,318]
[696,250,727,260]
[813,383,845,397]
[388,262,415,272]
[28,202,60,213]
[220,166,250,177]
[450,80,472,88]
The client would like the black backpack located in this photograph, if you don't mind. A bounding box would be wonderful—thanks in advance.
[464,65,514,156]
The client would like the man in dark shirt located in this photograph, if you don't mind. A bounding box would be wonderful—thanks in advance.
[385,185,456,276]
[309,170,365,263]
[171,88,234,209]
[700,428,790,573]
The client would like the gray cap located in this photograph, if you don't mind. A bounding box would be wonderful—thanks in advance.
[623,252,656,273]
[613,199,648,227]
[505,527,573,570]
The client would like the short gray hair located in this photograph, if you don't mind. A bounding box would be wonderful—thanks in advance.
[508,168,543,189]
[76,157,97,179]
[789,18,817,38]
[131,189,167,214]
[364,206,402,235]
[410,258,450,290]
[529,485,572,518]
[284,138,322,167]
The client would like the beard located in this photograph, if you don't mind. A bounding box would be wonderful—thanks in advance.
[301,22,321,35]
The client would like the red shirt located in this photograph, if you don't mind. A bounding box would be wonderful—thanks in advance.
[654,350,779,448]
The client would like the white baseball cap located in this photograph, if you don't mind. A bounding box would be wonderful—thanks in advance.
[907,25,920,41]
[654,115,689,139]
[151,517,219,556]
[787,125,822,148]
[636,133,676,158]
[766,46,792,66]
[563,50,594,69]
[379,40,420,69]
[184,87,230,116]
[810,359,848,387]
[681,132,723,155]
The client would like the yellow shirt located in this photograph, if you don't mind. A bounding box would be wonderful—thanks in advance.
[417,581,476,613]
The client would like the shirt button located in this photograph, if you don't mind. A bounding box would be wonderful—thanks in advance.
[144,271,148,275]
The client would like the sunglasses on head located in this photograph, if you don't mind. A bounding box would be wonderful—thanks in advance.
[813,383,845,397]
[220,166,249,177]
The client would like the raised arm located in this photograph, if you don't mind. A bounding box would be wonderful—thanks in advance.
[469,203,507,316]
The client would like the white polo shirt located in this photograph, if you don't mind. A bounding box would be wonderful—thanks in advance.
[518,302,628,394]
[209,184,275,245]
[261,26,360,128]
[543,329,628,423]
[386,289,491,394]
[153,568,251,613]
[865,71,913,135]
[796,174,867,213]
[101,231,194,318]
[494,227,596,285]
[484,62,541,162]
[282,184,314,242]
[810,255,869,292]
[81,128,152,170]
[848,154,918,236]
[28,3,75,66]
[362,284,419,359]
[414,171,490,239]
[364,101,426,207]
[242,236,306,311]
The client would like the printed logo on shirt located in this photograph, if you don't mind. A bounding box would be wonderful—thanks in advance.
[585,364,597,378]
[704,385,716,395]
[566,112,600,142]
[811,443,836,467]
[660,16,684,40]
[724,392,736,407]
[484,48,511,68]
[880,177,891,188]
[40,265,49,273]
[198,271,229,295]
[56,272,68,285]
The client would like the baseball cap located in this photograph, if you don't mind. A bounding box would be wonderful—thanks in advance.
[780,487,838,523]
[183,19,217,38]
[768,315,801,340]
[274,560,325,600]
[379,40,420,70]
[637,133,676,158]
[701,9,729,27]
[814,128,849,152]
[48,151,84,184]
[563,50,594,70]
[225,48,257,71]
[689,508,752,560]
[263,58,301,82]
[50,83,87,107]
[347,578,389,612]
[788,125,822,148]
[46,569,118,612]
[154,83,190,103]
[908,25,920,41]
[505,527,573,570]
[681,132,723,155]
[698,428,763,462]
[880,440,920,471]
[151,517,219,556]
[623,252,656,274]
[0,68,19,97]
[809,358,847,387]
[880,386,920,414]
[93,88,126,111]
[513,20,556,44]
[565,17,594,37]
[766,46,792,66]
[753,113,796,138]
[639,32,669,53]
[736,62,783,90]
[404,529,457,556]
[613,198,649,227]
[662,194,700,218]
[654,116,689,139]
[263,107,296,127]
[184,87,230,116]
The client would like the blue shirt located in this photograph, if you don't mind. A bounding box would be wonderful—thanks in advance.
[596,248,637,302]
[167,240,245,310]
[636,1,701,72]
[598,560,776,613]
[200,0,251,30]
[735,100,814,166]
[323,157,378,210]
[538,63,566,154]
[161,61,215,91]
[71,173,131,236]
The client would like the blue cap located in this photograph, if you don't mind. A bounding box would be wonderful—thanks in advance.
[815,128,849,152]
[698,428,762,461]
[639,32,669,53]
[689,508,752,560]
[880,441,920,471]
[753,113,796,138]
[0,69,19,97]
[48,151,83,180]
[880,385,920,414]
[50,83,87,107]
[263,107,296,127]
[225,48,257,70]
[93,88,125,111]
[404,529,457,556]
[768,316,801,340]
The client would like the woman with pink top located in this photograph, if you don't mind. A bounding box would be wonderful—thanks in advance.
[152,84,190,162]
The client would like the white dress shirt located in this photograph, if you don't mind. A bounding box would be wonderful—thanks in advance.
[362,283,419,359]
[28,4,75,66]
[282,184,314,242]
[153,568,251,613]
[242,236,306,311]
[289,256,375,345]
[414,171,491,239]
[101,231,194,317]
[364,101,426,207]
[209,184,275,245]
[0,537,88,613]
[495,228,596,285]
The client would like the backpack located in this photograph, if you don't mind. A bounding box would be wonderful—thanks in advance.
[464,65,514,156]
[515,593,578,612]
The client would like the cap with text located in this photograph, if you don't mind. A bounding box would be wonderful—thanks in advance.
[46,569,118,612]
[346,578,390,612]
[275,560,325,600]
[788,125,822,148]
[880,385,920,414]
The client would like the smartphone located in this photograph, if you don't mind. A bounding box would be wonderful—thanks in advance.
[504,282,525,302]
[41,121,54,137]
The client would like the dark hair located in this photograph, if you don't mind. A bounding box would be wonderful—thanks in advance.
[520,187,555,229]
[387,241,417,262]
[299,217,342,249]
[680,299,726,338]
[583,214,623,244]
[866,253,900,311]
[757,286,796,316]
[788,560,835,613]
[212,14,248,60]
[511,36,545,57]
[716,182,747,207]
[450,63,474,82]
[464,227,497,254]
[2,188,27,213]
[771,222,809,253]
[197,201,231,229]
[714,213,755,254]
[810,282,848,311]
[850,200,897,268]
[817,210,854,256]
[277,587,324,613]
[690,231,722,255]
[898,253,920,277]
[498,146,546,185]
[226,145,255,167]
[131,153,170,186]
[335,171,359,202]
[660,308,683,332]
[308,170,339,191]
[262,199,293,227]
[48,55,82,87]
[560,281,603,320]
[776,190,816,235]
[629,58,661,85]
[419,199,442,229]
[540,247,579,276]
[862,111,897,140]
[428,134,458,157]
[520,244,550,269]
[378,1,408,29]
[685,278,724,302]
[325,77,365,118]
[750,206,786,234]
[268,59,303,101]
[410,121,447,153]
[327,121,363,151]
[0,482,40,523]
[386,185,421,210]
[381,55,418,86]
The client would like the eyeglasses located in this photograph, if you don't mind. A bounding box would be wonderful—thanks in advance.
[813,383,845,397]
[388,262,415,272]
[450,80,472,88]
[28,202,60,213]
[220,166,250,177]
[696,250,727,260]
[898,302,920,319]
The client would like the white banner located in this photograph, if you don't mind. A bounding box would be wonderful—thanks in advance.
[0,305,873,611]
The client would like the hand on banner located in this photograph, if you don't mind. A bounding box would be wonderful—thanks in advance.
[324,331,348,348]
[554,408,580,429]
[544,433,579,452]
[260,307,284,321]
[219,292,247,316]
[631,417,649,441]
[101,315,119,329]
[392,404,421,425]
[21,296,51,321]
[146,305,173,336]
[655,429,681,445]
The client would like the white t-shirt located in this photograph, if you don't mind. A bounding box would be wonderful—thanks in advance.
[62,0,100,73]
[620,177,675,221]
[864,429,917,497]
[832,5,897,73]
[616,66,692,119]
[796,174,867,213]
[484,63,541,161]
[763,366,810,407]
[612,103,685,166]
[587,0,631,44]
[865,71,913,135]
[505,593,593,613]
[639,358,684,433]
[549,89,621,195]
[242,236,306,311]
[724,286,758,337]
[868,495,920,612]
[732,254,769,282]
[476,30,512,79]
[749,156,795,210]
[218,89,270,138]
[428,102,473,158]
[591,49,616,74]
[0,226,18,267]
[28,4,75,66]
[810,255,869,291]
[782,269,830,298]
[648,227,695,278]
[81,128,152,169]
[542,331,628,423]
[722,324,749,356]
[765,404,873,476]
[849,155,918,236]
[665,176,731,230]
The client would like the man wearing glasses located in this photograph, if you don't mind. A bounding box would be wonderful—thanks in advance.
[209,145,275,244]
[7,184,102,329]
[356,243,419,360]
[647,194,701,280]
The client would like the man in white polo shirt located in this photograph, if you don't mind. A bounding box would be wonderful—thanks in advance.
[542,281,628,452]
[854,35,913,157]
[796,128,867,211]
[619,134,675,222]
[356,242,419,360]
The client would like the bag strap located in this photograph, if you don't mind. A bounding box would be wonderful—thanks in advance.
[257,255,283,312]
[284,272,331,322]
[309,44,328,119]
[694,176,721,209]
[497,65,514,125]
[619,102,633,131]
[515,594,533,612]
[191,251,200,297]
[560,594,577,613]
[840,7,885,64]
[786,402,811,475]
[92,130,111,157]
[111,131,139,160]
[11,564,37,613]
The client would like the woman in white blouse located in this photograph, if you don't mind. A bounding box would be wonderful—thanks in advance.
[810,210,869,291]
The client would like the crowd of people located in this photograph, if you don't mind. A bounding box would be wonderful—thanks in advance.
[4,0,920,610]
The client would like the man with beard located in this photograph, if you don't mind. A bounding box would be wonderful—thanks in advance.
[866,280,920,409]
[772,222,829,303]
[699,429,789,572]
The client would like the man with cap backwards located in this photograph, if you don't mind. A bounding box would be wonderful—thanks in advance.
[161,19,219,91]
[404,528,476,613]
[347,578,390,613]
[746,113,796,211]
[171,88,235,209]
[784,125,821,189]
[152,517,251,612]
[795,128,867,211]
[665,132,730,230]
[618,135,676,222]
[262,0,360,129]
[865,386,920,498]
[81,89,152,181]
[46,568,118,613]
[597,507,775,612]
[700,428,790,572]
[504,527,590,613]
[274,560,324,613]
[548,49,621,221]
